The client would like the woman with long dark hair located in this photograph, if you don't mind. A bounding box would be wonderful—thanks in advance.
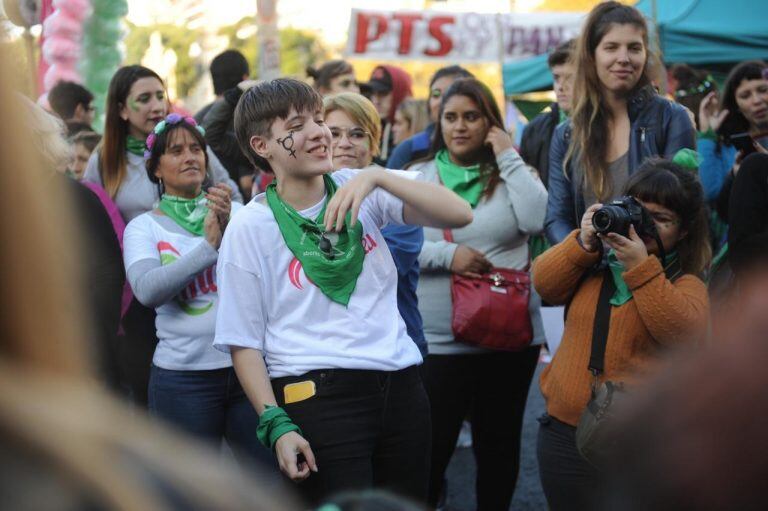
[534,159,710,510]
[82,65,241,406]
[412,77,548,509]
[698,61,768,210]
[545,1,695,245]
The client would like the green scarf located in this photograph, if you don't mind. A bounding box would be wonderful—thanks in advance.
[607,250,679,306]
[159,192,208,236]
[126,135,147,156]
[558,108,568,125]
[435,149,484,208]
[266,174,364,306]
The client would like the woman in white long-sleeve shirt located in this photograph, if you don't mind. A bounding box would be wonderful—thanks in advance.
[411,78,548,510]
[82,65,241,407]
[123,114,270,467]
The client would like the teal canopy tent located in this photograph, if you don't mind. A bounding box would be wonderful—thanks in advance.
[503,0,768,95]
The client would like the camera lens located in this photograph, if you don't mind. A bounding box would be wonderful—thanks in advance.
[592,205,631,236]
[592,209,613,233]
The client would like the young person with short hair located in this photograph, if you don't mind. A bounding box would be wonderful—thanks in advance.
[48,80,96,133]
[213,78,472,504]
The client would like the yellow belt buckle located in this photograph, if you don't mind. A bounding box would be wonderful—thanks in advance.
[283,380,317,404]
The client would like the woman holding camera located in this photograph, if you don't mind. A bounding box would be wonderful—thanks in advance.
[533,159,710,510]
[412,77,548,510]
[545,2,695,245]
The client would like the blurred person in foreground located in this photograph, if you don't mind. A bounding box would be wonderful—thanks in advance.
[0,51,295,511]
[324,92,427,358]
[605,249,768,511]
[387,66,473,170]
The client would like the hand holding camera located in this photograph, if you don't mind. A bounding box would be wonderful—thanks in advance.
[590,196,659,270]
[578,203,604,253]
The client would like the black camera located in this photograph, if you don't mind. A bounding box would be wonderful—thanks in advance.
[591,196,656,238]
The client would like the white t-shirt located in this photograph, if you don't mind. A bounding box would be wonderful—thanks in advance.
[213,169,423,378]
[124,207,242,370]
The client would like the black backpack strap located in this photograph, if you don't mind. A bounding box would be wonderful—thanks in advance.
[588,272,616,376]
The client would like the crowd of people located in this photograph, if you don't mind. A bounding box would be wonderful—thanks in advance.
[5,1,768,509]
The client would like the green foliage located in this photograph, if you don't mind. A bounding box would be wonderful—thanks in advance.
[124,17,328,100]
[217,17,329,79]
[124,21,204,98]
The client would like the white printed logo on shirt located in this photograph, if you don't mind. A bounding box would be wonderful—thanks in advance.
[158,240,217,316]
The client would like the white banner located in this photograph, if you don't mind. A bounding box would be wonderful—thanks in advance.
[345,9,583,63]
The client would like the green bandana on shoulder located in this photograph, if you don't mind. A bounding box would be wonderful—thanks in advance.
[126,135,147,156]
[607,250,680,306]
[435,149,484,208]
[159,193,208,236]
[266,174,364,306]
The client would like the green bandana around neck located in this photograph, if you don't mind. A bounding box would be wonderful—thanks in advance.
[607,250,679,306]
[435,149,484,208]
[159,192,208,236]
[266,174,364,306]
[558,108,568,125]
[126,135,147,156]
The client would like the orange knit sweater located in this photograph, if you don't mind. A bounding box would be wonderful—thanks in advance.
[533,230,709,426]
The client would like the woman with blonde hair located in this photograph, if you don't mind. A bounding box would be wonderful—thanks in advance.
[392,98,429,147]
[545,1,695,245]
[0,50,293,511]
[323,92,427,358]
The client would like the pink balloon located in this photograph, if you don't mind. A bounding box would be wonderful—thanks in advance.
[42,36,81,62]
[44,63,82,91]
[52,0,91,21]
[42,9,83,40]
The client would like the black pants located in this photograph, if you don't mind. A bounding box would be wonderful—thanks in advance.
[537,414,601,511]
[424,346,540,511]
[118,298,158,407]
[272,366,431,506]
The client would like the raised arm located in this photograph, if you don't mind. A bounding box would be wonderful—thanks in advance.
[323,168,473,232]
[496,148,548,234]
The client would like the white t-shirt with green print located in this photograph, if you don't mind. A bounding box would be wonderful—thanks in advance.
[124,204,242,370]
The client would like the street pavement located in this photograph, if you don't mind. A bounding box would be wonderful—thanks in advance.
[443,363,548,510]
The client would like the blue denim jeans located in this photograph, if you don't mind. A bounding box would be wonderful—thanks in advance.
[148,365,274,468]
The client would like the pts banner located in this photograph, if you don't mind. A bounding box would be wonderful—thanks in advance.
[345,9,583,63]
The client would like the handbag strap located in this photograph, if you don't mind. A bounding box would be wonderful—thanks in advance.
[587,256,684,377]
[588,272,616,377]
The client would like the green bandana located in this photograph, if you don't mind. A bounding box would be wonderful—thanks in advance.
[558,108,568,124]
[266,175,364,306]
[126,135,147,156]
[607,250,679,306]
[435,149,485,208]
[159,192,208,236]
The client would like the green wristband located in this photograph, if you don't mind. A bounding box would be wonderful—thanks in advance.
[256,405,302,450]
[698,128,717,141]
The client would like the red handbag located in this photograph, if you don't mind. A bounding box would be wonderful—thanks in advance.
[444,229,533,351]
